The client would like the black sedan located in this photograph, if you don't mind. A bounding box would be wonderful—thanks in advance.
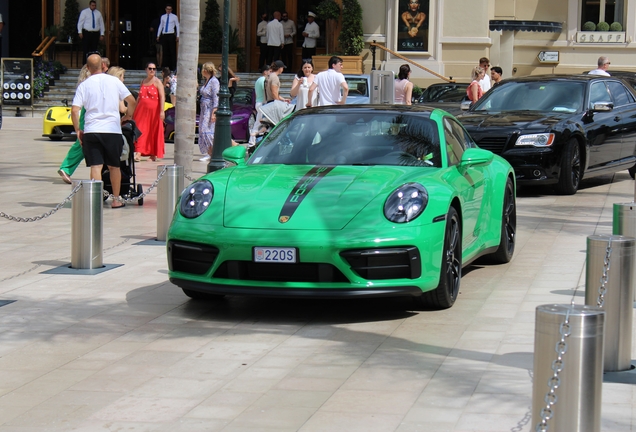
[418,82,470,115]
[457,75,636,194]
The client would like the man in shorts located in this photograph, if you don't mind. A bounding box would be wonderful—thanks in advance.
[71,54,137,208]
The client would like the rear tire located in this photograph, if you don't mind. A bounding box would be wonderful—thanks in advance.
[182,288,225,300]
[488,177,516,264]
[416,207,461,310]
[557,139,582,195]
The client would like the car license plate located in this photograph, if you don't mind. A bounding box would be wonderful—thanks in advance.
[253,247,297,263]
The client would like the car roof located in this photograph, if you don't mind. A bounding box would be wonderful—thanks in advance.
[500,74,624,83]
[294,104,435,116]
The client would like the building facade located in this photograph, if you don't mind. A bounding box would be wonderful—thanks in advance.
[11,0,636,86]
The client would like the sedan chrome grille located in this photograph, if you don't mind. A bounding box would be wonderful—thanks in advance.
[476,136,509,154]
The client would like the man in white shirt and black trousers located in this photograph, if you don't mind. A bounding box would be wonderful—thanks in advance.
[156,4,180,71]
[77,0,105,62]
[71,54,137,209]
[266,11,285,65]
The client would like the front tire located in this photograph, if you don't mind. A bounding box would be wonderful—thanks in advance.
[557,139,582,195]
[49,136,63,141]
[488,177,516,263]
[417,207,461,309]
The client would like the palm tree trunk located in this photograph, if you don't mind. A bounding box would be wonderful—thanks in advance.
[174,0,200,176]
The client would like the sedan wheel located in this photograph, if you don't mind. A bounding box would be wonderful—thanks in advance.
[488,177,516,263]
[557,139,581,195]
[417,207,461,309]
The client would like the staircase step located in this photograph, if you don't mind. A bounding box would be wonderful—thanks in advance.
[31,70,298,116]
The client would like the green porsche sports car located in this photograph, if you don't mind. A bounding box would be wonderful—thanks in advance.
[167,105,516,309]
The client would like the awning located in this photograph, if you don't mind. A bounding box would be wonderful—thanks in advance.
[489,20,563,33]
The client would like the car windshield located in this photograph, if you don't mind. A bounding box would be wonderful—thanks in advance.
[472,80,586,113]
[249,112,441,167]
[345,77,369,97]
[420,85,467,103]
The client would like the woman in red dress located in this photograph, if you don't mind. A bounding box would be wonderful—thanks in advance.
[133,62,165,161]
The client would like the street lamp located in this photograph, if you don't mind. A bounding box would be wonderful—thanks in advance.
[207,0,232,172]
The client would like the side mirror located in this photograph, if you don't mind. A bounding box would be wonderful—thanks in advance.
[222,145,247,166]
[460,100,472,111]
[592,102,613,112]
[460,148,494,167]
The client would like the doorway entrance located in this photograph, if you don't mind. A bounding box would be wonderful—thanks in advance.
[105,0,176,70]
[249,0,327,72]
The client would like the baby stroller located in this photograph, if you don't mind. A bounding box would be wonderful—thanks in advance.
[251,101,295,151]
[102,119,144,206]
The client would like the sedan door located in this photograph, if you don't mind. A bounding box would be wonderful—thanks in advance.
[585,81,624,170]
[606,80,636,161]
[442,117,486,252]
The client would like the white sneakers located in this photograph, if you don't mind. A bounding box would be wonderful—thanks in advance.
[199,155,211,162]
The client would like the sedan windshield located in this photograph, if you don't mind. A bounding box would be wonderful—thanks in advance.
[472,80,587,113]
[249,112,441,167]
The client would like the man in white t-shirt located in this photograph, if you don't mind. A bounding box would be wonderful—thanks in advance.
[588,56,611,76]
[306,56,349,107]
[478,57,491,93]
[71,54,137,208]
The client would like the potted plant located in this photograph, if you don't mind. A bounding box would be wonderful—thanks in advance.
[61,0,80,43]
[313,0,366,74]
[198,0,238,70]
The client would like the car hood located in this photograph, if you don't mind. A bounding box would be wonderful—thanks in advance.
[458,111,569,130]
[222,165,427,230]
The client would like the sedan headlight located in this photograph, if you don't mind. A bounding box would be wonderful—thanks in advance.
[515,133,555,147]
[384,183,428,223]
[179,180,213,218]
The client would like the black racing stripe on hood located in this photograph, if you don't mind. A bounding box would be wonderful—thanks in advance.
[278,166,335,223]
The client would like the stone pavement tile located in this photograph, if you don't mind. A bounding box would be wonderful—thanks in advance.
[401,405,462,424]
[128,376,224,399]
[299,412,404,432]
[88,395,201,423]
[162,358,248,380]
[320,389,420,415]
[140,327,227,353]
[396,421,455,432]
[338,366,432,392]
[155,418,228,432]
[70,420,164,431]
[454,412,533,432]
[273,376,345,393]
[223,405,315,430]
[222,377,280,393]
[473,368,532,395]
[252,389,333,409]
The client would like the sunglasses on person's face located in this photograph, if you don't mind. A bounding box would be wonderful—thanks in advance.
[148,67,156,70]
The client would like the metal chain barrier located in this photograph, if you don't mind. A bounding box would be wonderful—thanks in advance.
[103,165,168,203]
[596,238,612,307]
[535,239,612,431]
[0,182,83,222]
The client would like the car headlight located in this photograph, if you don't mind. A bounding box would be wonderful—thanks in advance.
[179,180,213,218]
[515,133,555,147]
[384,183,428,223]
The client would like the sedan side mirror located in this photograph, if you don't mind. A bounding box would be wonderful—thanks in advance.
[222,145,247,166]
[460,148,494,167]
[460,101,472,111]
[592,102,614,112]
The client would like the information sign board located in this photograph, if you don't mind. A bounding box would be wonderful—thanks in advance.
[1,58,34,107]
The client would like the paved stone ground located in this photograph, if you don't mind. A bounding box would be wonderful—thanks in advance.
[0,117,634,431]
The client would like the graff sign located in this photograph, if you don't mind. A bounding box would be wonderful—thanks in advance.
[576,32,625,43]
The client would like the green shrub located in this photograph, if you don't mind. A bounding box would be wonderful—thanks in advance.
[582,21,596,31]
[596,21,610,31]
[200,0,222,53]
[316,0,341,21]
[338,0,364,56]
[610,22,623,31]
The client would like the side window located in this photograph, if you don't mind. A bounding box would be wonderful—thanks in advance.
[443,117,466,166]
[589,82,612,108]
[607,81,633,106]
